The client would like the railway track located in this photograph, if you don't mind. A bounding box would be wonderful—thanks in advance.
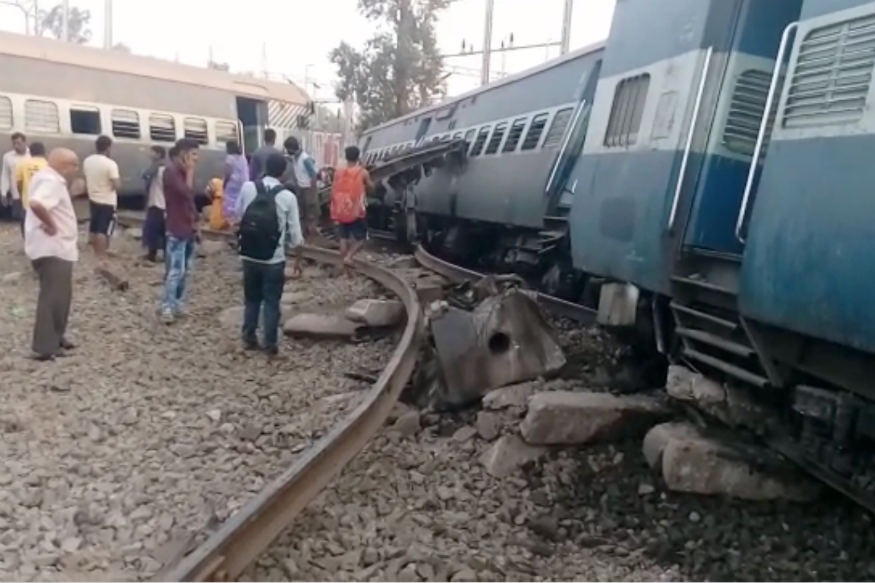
[412,244,597,325]
[114,214,424,582]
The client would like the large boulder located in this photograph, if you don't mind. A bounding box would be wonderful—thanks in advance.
[520,390,671,445]
[645,421,821,502]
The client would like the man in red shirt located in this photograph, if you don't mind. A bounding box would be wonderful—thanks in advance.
[160,139,199,324]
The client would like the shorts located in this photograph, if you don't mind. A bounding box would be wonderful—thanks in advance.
[89,202,116,236]
[336,218,368,241]
[297,187,321,223]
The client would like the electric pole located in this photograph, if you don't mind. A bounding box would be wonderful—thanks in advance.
[103,0,112,48]
[480,0,495,86]
[560,0,573,54]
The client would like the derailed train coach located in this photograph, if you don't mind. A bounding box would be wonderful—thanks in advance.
[0,30,341,198]
[569,0,875,501]
[357,43,604,298]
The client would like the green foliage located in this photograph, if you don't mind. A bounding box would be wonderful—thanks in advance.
[330,0,453,133]
[40,3,91,43]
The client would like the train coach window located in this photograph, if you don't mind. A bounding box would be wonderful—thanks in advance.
[69,105,101,135]
[521,113,549,150]
[111,109,140,139]
[463,129,476,144]
[0,96,11,130]
[485,122,507,154]
[149,114,176,142]
[469,126,490,156]
[453,131,463,140]
[215,121,238,146]
[24,100,59,133]
[183,118,209,145]
[604,74,650,147]
[503,117,527,153]
[544,108,574,148]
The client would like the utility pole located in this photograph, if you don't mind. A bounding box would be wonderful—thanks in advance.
[60,0,68,41]
[560,0,573,54]
[103,0,112,48]
[480,0,495,86]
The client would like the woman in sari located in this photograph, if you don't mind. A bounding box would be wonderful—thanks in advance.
[223,140,248,223]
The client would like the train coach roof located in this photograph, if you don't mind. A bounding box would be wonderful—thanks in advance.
[0,29,310,105]
[362,39,606,135]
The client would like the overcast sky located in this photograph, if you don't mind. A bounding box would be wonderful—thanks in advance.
[0,0,615,100]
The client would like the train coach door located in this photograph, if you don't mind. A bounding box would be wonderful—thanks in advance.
[681,0,803,256]
[544,59,603,217]
[236,96,267,155]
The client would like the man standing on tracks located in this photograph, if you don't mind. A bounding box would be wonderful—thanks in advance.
[248,128,282,182]
[235,153,303,357]
[83,135,120,261]
[160,139,200,324]
[1,132,29,223]
[283,136,319,237]
[331,145,372,276]
[24,148,82,361]
[15,142,48,239]
[141,145,168,263]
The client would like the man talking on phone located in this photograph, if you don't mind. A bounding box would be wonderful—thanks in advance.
[160,138,200,324]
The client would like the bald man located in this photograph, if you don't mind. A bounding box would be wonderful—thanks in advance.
[24,148,81,361]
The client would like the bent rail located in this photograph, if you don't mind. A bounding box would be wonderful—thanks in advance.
[414,244,597,325]
[114,216,424,581]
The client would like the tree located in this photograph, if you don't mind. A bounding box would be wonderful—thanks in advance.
[111,43,131,54]
[330,0,452,132]
[40,3,91,43]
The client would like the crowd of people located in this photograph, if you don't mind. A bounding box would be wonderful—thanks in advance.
[0,129,372,362]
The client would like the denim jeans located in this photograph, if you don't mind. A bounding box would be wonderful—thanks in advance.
[241,259,286,349]
[162,235,195,314]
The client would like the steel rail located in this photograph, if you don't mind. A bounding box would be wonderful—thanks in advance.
[114,214,424,581]
[413,244,597,325]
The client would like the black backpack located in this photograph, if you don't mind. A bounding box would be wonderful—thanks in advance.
[237,180,284,260]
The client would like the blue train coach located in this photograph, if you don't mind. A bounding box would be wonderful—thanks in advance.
[569,0,875,498]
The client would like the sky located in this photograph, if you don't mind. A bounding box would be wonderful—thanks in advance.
[0,0,616,101]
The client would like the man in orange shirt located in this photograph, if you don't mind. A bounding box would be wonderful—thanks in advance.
[330,146,373,275]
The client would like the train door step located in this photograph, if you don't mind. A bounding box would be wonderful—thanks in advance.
[670,302,737,331]
[670,299,769,389]
[682,348,769,388]
[675,327,755,358]
[671,274,735,296]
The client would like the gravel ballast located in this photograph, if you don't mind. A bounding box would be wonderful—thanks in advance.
[0,225,398,581]
[249,312,875,582]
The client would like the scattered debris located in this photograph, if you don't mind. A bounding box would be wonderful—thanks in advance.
[283,313,364,340]
[95,266,129,291]
[479,434,547,478]
[423,289,565,409]
[645,421,821,501]
[344,298,405,328]
[520,390,671,445]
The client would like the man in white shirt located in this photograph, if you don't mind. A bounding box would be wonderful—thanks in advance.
[24,148,81,361]
[82,135,120,260]
[1,132,30,222]
[283,136,319,236]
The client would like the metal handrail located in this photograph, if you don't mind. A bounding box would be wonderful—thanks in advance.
[736,21,798,244]
[667,46,713,232]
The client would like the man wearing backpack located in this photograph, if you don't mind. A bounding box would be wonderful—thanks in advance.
[331,145,373,276]
[235,153,304,356]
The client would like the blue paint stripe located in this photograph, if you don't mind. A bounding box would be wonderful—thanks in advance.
[740,133,875,354]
